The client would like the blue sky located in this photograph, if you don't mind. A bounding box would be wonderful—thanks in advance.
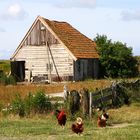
[0,0,140,59]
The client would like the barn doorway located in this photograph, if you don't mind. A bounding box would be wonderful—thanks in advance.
[11,61,25,81]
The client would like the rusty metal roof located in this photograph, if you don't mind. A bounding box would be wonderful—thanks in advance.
[43,17,99,59]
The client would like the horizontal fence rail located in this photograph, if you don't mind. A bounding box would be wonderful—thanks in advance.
[91,79,140,110]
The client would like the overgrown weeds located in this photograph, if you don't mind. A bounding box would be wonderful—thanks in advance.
[2,90,54,118]
[0,72,16,85]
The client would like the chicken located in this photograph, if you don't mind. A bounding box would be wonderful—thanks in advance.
[97,116,106,127]
[55,109,67,128]
[71,117,84,135]
[101,111,109,121]
[97,110,109,127]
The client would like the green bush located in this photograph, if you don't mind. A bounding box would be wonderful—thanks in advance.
[10,91,54,117]
[7,75,16,85]
[24,92,34,116]
[11,93,25,117]
[0,72,16,85]
[0,60,10,74]
[32,90,52,114]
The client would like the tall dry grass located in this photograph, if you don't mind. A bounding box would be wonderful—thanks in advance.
[108,104,140,123]
[0,80,112,104]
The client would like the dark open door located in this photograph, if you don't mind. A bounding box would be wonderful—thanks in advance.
[11,61,25,82]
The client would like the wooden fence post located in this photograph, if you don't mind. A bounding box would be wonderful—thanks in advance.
[82,88,89,117]
[69,90,80,115]
[63,84,69,101]
[89,92,92,119]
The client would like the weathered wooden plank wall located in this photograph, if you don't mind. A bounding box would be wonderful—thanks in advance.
[23,21,58,46]
[74,58,99,81]
[14,44,73,81]
[13,20,74,82]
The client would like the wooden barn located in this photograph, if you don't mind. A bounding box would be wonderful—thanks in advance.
[10,16,99,83]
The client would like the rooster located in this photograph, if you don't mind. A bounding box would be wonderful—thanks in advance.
[71,117,84,135]
[55,109,67,128]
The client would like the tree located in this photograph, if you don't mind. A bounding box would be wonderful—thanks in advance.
[135,56,140,76]
[94,34,138,78]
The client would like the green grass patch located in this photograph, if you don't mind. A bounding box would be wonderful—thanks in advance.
[0,103,140,140]
[0,118,140,140]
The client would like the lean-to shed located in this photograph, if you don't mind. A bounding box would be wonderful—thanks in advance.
[11,16,99,83]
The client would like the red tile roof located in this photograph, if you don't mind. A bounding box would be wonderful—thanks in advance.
[43,18,99,59]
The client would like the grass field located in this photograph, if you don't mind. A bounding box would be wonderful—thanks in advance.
[0,103,140,140]
[0,60,140,139]
[0,79,140,139]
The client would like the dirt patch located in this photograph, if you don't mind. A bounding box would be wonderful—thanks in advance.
[108,123,134,128]
[47,135,57,140]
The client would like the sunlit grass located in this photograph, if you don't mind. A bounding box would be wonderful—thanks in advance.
[0,103,139,140]
[108,104,140,124]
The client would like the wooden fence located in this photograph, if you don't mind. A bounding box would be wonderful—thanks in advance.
[88,79,140,117]
[67,79,140,118]
[92,87,113,109]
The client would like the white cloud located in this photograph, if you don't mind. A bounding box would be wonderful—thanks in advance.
[53,0,96,8]
[0,3,28,20]
[121,10,140,21]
